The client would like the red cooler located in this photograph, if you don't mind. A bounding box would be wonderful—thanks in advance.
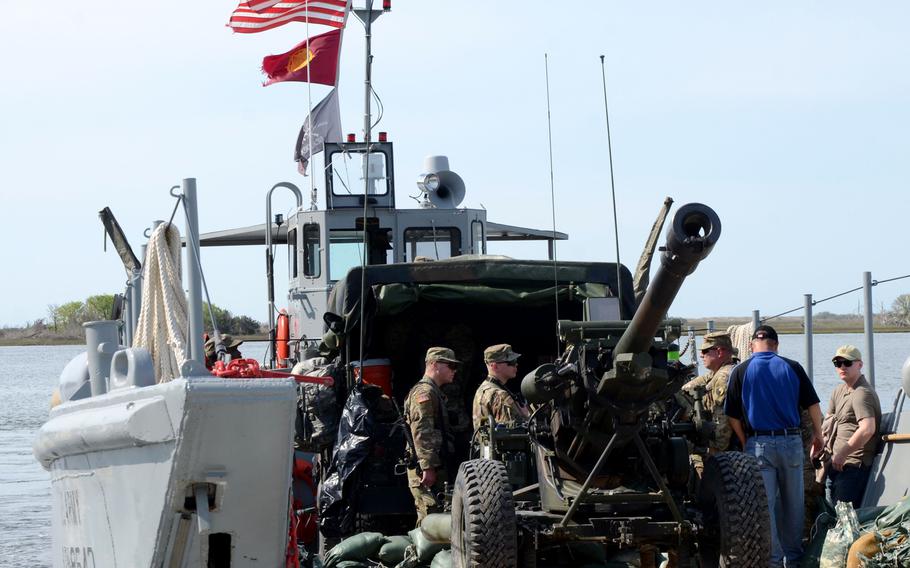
[352,359,393,396]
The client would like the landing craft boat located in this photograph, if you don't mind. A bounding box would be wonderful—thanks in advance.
[34,4,910,568]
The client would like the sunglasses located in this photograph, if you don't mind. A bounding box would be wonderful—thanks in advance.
[833,359,854,368]
[701,347,721,355]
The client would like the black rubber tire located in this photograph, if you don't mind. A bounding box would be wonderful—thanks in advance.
[451,459,518,568]
[697,452,771,567]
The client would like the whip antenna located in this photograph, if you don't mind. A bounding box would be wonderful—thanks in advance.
[544,53,560,357]
[599,55,623,312]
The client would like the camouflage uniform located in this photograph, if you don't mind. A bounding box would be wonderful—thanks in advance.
[684,332,737,477]
[472,344,528,431]
[404,348,459,524]
[684,362,735,476]
[472,377,527,430]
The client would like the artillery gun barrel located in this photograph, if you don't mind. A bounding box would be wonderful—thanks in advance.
[613,203,721,356]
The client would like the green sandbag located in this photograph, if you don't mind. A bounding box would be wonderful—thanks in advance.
[409,527,445,563]
[430,548,452,568]
[379,535,413,565]
[324,532,388,568]
[420,513,452,544]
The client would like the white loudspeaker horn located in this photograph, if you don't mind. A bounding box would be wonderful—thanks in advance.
[427,170,465,209]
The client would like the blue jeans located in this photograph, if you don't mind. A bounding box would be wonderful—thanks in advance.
[826,464,871,509]
[746,435,804,567]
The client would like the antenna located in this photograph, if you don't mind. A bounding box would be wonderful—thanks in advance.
[544,53,560,357]
[600,55,623,313]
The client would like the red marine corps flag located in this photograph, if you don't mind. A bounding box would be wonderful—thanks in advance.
[261,28,341,86]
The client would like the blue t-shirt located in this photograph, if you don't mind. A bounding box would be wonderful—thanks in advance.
[724,351,820,432]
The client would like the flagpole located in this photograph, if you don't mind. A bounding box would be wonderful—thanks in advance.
[305,5,317,210]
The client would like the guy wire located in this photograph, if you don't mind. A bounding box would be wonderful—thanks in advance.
[544,53,560,358]
[599,55,623,311]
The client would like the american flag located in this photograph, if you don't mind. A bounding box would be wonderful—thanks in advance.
[228,0,349,33]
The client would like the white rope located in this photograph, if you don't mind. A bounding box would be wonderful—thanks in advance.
[727,322,755,361]
[134,223,189,382]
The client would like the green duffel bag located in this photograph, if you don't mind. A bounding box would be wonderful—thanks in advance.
[420,514,452,544]
[379,535,413,566]
[408,528,445,564]
[430,548,452,568]
[324,532,388,568]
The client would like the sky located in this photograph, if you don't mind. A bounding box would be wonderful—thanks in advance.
[1,1,909,327]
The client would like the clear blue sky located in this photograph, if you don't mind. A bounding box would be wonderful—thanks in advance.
[1,2,908,327]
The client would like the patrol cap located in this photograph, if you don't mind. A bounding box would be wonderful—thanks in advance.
[832,345,862,362]
[425,346,462,365]
[484,344,521,363]
[204,334,243,357]
[751,325,778,342]
[700,332,734,352]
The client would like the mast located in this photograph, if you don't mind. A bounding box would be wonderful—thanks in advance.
[352,1,388,366]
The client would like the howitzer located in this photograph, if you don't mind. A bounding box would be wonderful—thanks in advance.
[453,203,772,567]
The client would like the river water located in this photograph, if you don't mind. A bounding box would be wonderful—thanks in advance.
[1,336,908,566]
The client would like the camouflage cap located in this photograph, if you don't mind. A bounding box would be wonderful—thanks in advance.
[425,346,462,365]
[483,344,521,363]
[204,334,243,357]
[832,344,862,362]
[700,332,734,352]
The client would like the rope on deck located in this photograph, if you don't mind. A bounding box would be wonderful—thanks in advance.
[134,223,189,382]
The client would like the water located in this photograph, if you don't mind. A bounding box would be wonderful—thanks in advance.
[1,338,907,566]
[1,345,84,568]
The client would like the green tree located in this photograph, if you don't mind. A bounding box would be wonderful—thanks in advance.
[84,294,115,321]
[54,301,85,329]
[202,303,233,334]
[231,315,262,335]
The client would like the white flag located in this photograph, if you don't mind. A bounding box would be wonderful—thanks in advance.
[295,88,342,175]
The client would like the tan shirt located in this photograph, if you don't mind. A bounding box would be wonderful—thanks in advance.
[828,375,881,467]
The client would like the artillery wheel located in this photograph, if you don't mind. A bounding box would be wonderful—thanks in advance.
[696,452,771,567]
[451,459,518,568]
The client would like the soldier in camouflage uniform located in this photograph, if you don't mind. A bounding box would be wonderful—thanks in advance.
[472,344,530,431]
[682,332,737,477]
[404,347,460,524]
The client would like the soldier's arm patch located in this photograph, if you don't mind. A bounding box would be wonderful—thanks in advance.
[416,393,431,404]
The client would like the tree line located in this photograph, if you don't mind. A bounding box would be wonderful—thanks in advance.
[45,296,263,336]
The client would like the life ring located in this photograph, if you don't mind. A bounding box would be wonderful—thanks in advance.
[277,309,290,367]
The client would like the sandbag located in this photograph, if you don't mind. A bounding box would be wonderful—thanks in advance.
[323,532,388,568]
[420,513,452,544]
[409,527,445,564]
[379,535,413,566]
[820,501,861,568]
[430,548,452,568]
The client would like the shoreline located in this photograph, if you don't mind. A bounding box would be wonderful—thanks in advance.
[2,319,906,347]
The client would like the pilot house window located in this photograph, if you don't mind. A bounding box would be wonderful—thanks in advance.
[303,224,321,278]
[404,227,461,262]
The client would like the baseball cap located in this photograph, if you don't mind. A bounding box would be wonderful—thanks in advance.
[425,347,462,365]
[832,345,862,362]
[751,325,778,342]
[701,332,734,352]
[483,344,521,363]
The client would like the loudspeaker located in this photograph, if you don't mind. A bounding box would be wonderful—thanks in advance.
[427,170,465,209]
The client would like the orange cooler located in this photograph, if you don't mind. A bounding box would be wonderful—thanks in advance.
[352,359,393,396]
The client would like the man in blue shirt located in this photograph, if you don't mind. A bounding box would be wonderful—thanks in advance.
[725,325,824,568]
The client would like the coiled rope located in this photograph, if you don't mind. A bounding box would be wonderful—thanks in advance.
[134,223,189,382]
